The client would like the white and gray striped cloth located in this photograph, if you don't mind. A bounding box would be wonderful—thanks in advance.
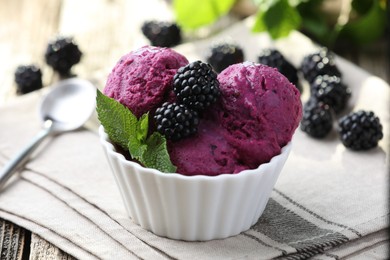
[0,26,388,259]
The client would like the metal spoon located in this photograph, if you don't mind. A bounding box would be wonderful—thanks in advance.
[0,78,96,190]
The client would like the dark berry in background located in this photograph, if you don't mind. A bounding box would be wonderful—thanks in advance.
[300,48,341,83]
[207,43,244,73]
[14,65,43,94]
[154,102,199,141]
[141,21,181,47]
[44,36,82,75]
[338,110,383,150]
[310,75,351,114]
[173,61,220,112]
[300,98,334,138]
[257,48,301,92]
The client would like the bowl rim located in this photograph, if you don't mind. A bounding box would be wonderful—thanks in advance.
[99,125,291,181]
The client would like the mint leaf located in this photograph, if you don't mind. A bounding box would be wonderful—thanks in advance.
[173,0,235,30]
[253,0,301,39]
[137,113,149,143]
[128,113,148,160]
[128,136,147,159]
[142,132,177,173]
[96,89,137,149]
[96,89,176,173]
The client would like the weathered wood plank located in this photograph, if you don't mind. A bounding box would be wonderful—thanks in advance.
[0,218,26,260]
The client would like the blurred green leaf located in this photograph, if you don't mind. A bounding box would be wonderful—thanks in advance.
[253,0,301,39]
[300,16,330,41]
[173,0,386,47]
[173,0,236,30]
[339,0,386,45]
[296,0,335,46]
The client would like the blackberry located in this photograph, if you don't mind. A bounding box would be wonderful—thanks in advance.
[206,43,244,73]
[141,21,181,47]
[300,98,333,138]
[338,110,383,150]
[44,36,82,74]
[300,48,341,83]
[310,75,351,114]
[154,102,199,141]
[14,65,43,94]
[173,61,220,111]
[257,49,301,91]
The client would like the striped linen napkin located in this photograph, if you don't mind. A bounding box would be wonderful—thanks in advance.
[0,26,389,259]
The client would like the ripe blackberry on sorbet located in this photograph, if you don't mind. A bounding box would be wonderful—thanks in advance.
[173,60,220,112]
[338,110,383,150]
[14,65,43,94]
[310,75,351,114]
[44,36,82,75]
[206,43,244,73]
[257,48,301,91]
[300,48,341,83]
[300,98,334,138]
[141,21,181,47]
[154,102,199,141]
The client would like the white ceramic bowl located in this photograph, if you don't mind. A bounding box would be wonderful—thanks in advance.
[99,125,292,241]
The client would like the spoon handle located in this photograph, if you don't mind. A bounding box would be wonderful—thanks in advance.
[0,126,52,191]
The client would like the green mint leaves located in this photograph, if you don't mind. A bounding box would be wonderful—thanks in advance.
[173,0,387,47]
[96,89,176,173]
[96,89,137,149]
[173,0,236,30]
[252,0,387,46]
[252,0,301,39]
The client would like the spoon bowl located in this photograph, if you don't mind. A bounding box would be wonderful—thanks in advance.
[40,78,96,132]
[0,78,96,190]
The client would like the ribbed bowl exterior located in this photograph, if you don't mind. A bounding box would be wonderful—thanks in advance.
[99,126,291,241]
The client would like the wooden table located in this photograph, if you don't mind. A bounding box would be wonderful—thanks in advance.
[0,0,388,259]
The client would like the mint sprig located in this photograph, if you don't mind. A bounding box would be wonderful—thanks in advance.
[96,89,176,173]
